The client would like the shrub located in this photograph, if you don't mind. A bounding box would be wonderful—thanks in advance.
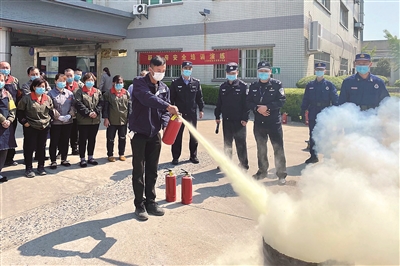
[394,79,400,87]
[337,75,351,80]
[201,84,220,105]
[296,75,343,90]
[281,88,305,122]
[374,75,389,85]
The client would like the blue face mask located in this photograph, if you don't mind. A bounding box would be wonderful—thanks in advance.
[85,81,94,88]
[35,87,46,95]
[226,74,237,81]
[258,72,270,80]
[0,69,10,76]
[66,77,74,83]
[0,82,5,89]
[315,70,324,78]
[182,69,192,77]
[356,65,369,75]
[115,83,123,90]
[30,75,40,81]
[56,82,66,89]
[74,75,81,81]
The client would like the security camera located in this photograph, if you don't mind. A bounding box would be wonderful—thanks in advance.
[199,11,206,16]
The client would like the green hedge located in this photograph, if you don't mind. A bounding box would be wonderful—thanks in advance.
[201,84,220,105]
[395,79,400,87]
[296,75,343,90]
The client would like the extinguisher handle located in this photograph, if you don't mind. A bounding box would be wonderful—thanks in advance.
[215,123,220,134]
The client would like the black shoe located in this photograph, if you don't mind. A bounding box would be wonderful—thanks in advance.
[25,169,35,178]
[37,167,47,176]
[50,161,57,169]
[61,160,71,167]
[88,158,98,165]
[72,150,79,155]
[146,202,165,216]
[135,205,149,221]
[0,176,8,183]
[171,159,179,165]
[5,160,18,166]
[252,171,267,180]
[305,156,319,164]
[80,160,87,168]
[189,157,199,164]
[278,177,286,186]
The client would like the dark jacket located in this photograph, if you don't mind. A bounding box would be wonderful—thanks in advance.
[75,86,102,125]
[339,73,390,110]
[247,78,286,125]
[4,75,20,104]
[0,89,17,150]
[128,74,170,138]
[17,93,53,130]
[301,78,339,121]
[170,76,204,119]
[102,87,130,126]
[214,79,250,122]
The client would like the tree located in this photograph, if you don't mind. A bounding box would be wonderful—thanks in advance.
[384,29,400,71]
[361,44,376,58]
[371,58,391,77]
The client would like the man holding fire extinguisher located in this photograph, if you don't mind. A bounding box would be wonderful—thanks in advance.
[170,61,204,165]
[129,56,179,221]
[301,63,339,164]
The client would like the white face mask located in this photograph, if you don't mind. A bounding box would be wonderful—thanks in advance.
[152,71,165,81]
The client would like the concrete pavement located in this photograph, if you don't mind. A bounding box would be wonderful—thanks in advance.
[0,105,311,265]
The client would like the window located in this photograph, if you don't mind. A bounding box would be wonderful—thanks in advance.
[314,52,331,75]
[353,19,360,39]
[340,2,349,29]
[141,0,181,5]
[316,0,330,10]
[213,47,274,79]
[340,58,349,75]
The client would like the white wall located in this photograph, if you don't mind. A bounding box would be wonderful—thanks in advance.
[10,47,34,84]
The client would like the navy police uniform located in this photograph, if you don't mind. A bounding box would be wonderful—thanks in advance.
[214,63,250,169]
[339,53,390,109]
[301,63,339,160]
[170,61,204,162]
[246,61,287,179]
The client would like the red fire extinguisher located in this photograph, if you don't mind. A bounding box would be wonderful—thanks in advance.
[181,169,193,205]
[162,114,182,145]
[165,169,176,202]
[282,112,288,124]
[305,110,309,125]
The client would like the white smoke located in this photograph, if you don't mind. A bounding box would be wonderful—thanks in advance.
[259,97,399,264]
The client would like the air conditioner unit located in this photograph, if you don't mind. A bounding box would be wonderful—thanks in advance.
[354,0,360,4]
[133,4,147,15]
[354,22,364,30]
[309,21,322,51]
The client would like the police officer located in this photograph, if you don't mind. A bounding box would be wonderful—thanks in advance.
[214,62,249,170]
[0,61,20,166]
[170,61,204,165]
[247,61,287,185]
[339,53,390,109]
[301,63,339,164]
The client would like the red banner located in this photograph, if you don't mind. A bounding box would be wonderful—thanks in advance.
[139,50,239,65]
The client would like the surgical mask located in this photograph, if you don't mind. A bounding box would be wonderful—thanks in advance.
[0,69,10,76]
[356,65,370,75]
[315,71,324,78]
[258,72,270,80]
[0,82,5,89]
[226,74,237,81]
[74,75,81,81]
[85,81,94,88]
[35,87,46,95]
[66,77,74,83]
[30,75,40,81]
[56,82,66,89]
[182,69,192,77]
[115,83,123,90]
[152,71,165,81]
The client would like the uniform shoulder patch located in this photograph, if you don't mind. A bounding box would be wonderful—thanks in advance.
[374,84,379,89]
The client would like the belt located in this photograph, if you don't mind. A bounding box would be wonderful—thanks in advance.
[359,105,373,111]
[315,102,329,107]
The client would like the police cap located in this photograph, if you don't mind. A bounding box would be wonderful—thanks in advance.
[355,53,371,61]
[226,62,238,72]
[314,62,326,69]
[182,61,193,68]
[257,61,271,70]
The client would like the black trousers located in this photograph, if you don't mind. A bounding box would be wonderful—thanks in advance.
[308,119,317,158]
[171,117,198,160]
[78,124,99,159]
[5,119,17,162]
[23,126,50,170]
[222,120,248,168]
[49,123,73,162]
[106,124,127,157]
[70,119,79,152]
[253,122,287,178]
[131,133,161,208]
